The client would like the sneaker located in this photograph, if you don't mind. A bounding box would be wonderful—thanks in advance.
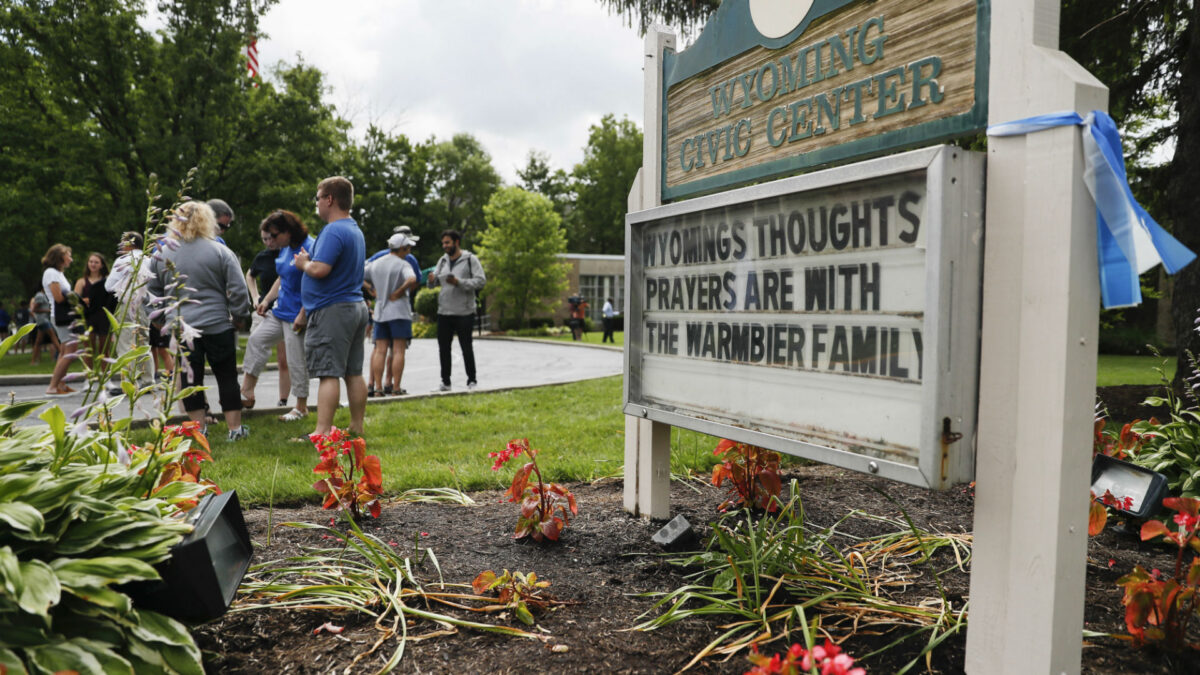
[227,425,250,442]
[437,383,452,392]
[467,381,478,390]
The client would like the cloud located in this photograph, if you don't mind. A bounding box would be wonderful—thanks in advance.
[255,0,647,182]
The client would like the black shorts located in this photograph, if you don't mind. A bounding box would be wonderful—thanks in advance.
[149,323,171,348]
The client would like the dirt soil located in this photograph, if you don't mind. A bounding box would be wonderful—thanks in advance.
[194,460,1197,674]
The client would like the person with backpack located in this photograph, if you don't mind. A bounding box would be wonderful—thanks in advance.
[427,228,485,391]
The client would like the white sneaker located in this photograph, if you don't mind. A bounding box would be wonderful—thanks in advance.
[227,426,250,442]
[467,381,478,390]
[438,383,451,392]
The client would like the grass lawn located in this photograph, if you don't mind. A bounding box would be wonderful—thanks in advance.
[140,375,723,506]
[537,331,624,347]
[1096,354,1175,387]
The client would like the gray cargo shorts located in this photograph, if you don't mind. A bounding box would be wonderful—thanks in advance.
[304,301,369,378]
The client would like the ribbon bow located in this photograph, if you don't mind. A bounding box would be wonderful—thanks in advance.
[988,110,1195,309]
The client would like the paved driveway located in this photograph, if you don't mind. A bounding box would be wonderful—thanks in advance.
[0,337,623,426]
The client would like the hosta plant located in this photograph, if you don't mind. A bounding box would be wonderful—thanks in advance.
[712,438,783,512]
[490,438,578,542]
[1117,496,1200,650]
[0,412,207,673]
[471,569,553,625]
[310,428,384,521]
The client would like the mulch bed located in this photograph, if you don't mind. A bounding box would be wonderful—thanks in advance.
[194,460,1197,674]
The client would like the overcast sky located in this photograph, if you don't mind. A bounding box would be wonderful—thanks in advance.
[151,0,651,183]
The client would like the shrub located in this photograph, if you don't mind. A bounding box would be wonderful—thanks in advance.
[414,287,439,320]
[412,320,437,339]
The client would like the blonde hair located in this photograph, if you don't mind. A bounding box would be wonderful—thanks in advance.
[172,201,218,241]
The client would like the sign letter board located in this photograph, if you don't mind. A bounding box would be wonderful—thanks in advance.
[625,145,983,489]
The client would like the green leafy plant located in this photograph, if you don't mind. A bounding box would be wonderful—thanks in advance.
[490,438,578,542]
[0,173,243,674]
[712,438,783,512]
[1116,496,1200,650]
[471,569,553,625]
[309,428,384,521]
[0,408,208,672]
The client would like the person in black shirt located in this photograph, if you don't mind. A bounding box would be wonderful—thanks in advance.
[245,232,291,407]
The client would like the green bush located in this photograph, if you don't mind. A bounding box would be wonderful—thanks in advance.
[1099,323,1170,356]
[412,320,437,339]
[414,288,439,321]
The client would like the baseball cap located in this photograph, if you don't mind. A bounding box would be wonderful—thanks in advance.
[391,225,420,242]
[388,233,416,250]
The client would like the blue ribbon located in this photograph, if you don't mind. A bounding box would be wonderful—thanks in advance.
[988,110,1195,309]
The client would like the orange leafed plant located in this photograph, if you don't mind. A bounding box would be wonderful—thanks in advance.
[712,439,782,513]
[490,438,578,542]
[309,428,384,521]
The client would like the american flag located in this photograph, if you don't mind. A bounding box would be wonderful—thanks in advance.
[247,38,259,87]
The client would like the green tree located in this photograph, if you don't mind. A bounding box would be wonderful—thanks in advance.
[1060,1,1198,386]
[0,0,352,290]
[477,187,570,329]
[517,150,574,227]
[570,114,642,254]
[348,126,433,254]
[424,133,502,245]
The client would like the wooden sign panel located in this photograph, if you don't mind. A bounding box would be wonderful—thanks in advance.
[661,0,989,201]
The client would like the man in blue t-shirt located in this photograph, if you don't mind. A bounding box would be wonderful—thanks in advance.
[295,176,369,437]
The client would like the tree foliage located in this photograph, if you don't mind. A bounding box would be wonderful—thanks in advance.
[423,133,502,245]
[0,0,349,292]
[570,114,643,254]
[595,0,719,35]
[477,187,570,329]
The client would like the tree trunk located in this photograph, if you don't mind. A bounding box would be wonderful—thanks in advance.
[1171,4,1200,392]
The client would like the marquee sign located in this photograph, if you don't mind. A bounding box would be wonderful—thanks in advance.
[661,0,989,200]
[626,145,983,488]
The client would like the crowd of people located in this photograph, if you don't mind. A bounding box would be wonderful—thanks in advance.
[7,176,489,442]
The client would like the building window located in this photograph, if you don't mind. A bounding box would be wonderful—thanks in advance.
[579,274,624,320]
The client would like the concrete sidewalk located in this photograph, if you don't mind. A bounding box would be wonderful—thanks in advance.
[1,337,623,427]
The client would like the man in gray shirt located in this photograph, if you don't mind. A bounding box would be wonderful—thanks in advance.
[427,228,485,391]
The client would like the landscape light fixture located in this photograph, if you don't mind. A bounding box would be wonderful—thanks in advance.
[126,490,253,624]
[1090,454,1169,520]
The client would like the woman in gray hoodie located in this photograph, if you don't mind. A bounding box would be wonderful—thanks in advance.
[148,201,253,440]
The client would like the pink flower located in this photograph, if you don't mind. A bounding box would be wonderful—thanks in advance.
[388,540,398,547]
[421,532,429,537]
[1151,568,1162,580]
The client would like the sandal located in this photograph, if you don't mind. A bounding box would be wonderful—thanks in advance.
[278,408,309,422]
[276,398,288,408]
[241,396,256,409]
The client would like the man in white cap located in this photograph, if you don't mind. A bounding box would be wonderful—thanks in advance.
[364,233,418,396]
[367,225,422,294]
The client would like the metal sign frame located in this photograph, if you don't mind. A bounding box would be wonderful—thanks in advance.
[625,144,984,489]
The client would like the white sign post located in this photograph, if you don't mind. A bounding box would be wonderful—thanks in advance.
[965,2,1106,673]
